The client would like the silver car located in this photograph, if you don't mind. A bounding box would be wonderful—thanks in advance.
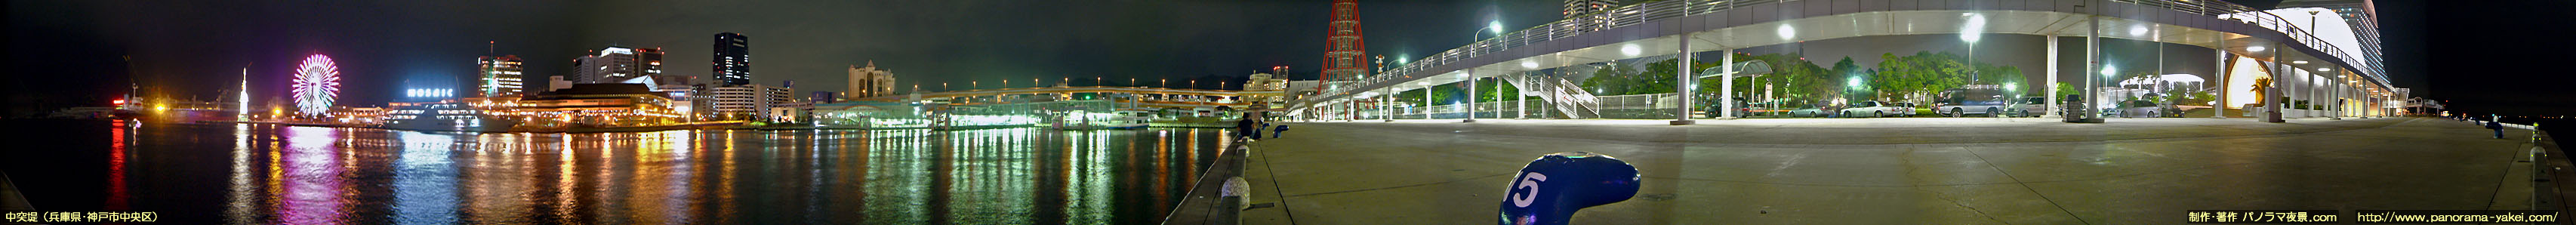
[1837,100,1903,118]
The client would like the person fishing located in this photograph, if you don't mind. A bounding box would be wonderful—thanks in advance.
[1236,112,1262,141]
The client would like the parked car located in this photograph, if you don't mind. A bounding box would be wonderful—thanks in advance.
[1702,99,1758,118]
[2008,97,2047,117]
[1786,105,1829,118]
[1889,102,1920,116]
[1934,85,2011,117]
[1837,100,1904,118]
[1728,101,1796,117]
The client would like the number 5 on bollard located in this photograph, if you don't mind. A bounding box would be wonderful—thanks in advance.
[1497,152,1640,225]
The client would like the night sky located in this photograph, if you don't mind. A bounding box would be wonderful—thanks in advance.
[7,0,2570,116]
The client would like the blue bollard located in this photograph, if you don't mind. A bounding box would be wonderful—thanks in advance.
[1497,152,1640,225]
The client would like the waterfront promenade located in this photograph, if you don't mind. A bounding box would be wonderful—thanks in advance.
[1239,117,2550,224]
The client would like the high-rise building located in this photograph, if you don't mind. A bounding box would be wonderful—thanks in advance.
[2277,0,2382,76]
[1563,0,1619,31]
[1320,0,1372,88]
[713,32,751,86]
[1563,0,1616,18]
[572,46,664,85]
[476,55,525,97]
[847,61,898,98]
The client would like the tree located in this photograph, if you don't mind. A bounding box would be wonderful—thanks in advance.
[1829,57,1869,103]
[2248,77,2272,106]
[1972,62,2026,97]
[1428,83,1455,105]
[1871,51,1972,105]
[1627,58,1681,95]
[1474,77,1521,103]
[2055,82,2079,100]
[1579,63,1635,95]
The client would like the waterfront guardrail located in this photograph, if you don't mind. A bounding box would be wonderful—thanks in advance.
[1161,139,1253,224]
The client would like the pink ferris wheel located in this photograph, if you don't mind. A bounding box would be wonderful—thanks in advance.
[290,54,340,116]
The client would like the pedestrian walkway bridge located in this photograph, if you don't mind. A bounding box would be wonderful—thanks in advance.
[1294,0,2396,122]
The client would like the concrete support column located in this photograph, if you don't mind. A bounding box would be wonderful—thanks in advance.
[1517,74,1527,119]
[2301,72,2311,118]
[2046,35,2059,116]
[2265,42,2285,122]
[2297,70,2318,117]
[2212,32,2228,119]
[1671,0,1696,125]
[2076,11,2103,123]
[1384,88,1394,122]
[1466,67,1478,123]
[2331,76,2342,119]
[1422,87,1431,120]
[1720,48,1735,119]
[1672,34,1696,125]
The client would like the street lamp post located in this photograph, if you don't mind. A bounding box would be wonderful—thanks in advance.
[1964,13,1983,85]
[1466,21,1500,123]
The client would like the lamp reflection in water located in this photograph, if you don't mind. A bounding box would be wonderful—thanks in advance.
[461,132,540,223]
[105,119,129,211]
[392,131,460,224]
[279,126,346,224]
[227,124,257,223]
[128,122,1234,223]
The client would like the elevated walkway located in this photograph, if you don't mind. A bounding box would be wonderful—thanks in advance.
[1302,0,2396,121]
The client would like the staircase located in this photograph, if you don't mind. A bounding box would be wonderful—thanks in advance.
[1502,74,1601,119]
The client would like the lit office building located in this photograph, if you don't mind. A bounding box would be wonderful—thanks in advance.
[476,55,525,97]
[571,46,664,85]
[714,32,751,86]
[1562,0,1616,19]
[1561,0,1617,31]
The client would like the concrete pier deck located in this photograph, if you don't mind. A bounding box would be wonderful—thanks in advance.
[1238,117,2550,224]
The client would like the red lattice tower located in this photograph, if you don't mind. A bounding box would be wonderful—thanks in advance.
[1320,0,1370,91]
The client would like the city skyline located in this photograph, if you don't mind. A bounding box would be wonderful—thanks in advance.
[11,1,2576,224]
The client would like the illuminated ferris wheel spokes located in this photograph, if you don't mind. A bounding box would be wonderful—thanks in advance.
[291,54,340,116]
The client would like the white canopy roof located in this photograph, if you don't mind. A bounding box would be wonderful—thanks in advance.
[2120,74,2205,85]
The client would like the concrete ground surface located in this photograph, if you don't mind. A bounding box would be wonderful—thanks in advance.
[1237,116,2550,224]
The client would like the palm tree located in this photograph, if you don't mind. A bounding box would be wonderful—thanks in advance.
[2248,77,2272,106]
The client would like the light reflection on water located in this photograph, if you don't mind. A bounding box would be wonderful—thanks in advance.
[165,125,1229,224]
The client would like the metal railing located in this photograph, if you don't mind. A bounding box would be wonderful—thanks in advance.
[1316,0,2386,105]
[2168,0,2387,86]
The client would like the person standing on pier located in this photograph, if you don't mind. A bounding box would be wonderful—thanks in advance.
[2488,115,2507,139]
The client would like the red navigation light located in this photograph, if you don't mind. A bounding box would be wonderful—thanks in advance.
[112,99,125,105]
